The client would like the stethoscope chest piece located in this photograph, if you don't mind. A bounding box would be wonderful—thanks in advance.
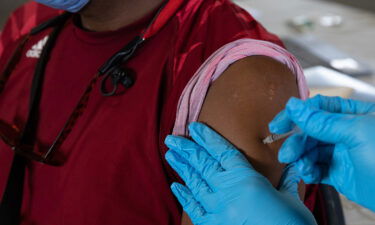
[100,67,135,97]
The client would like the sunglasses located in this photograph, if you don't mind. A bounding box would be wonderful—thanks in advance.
[0,22,103,165]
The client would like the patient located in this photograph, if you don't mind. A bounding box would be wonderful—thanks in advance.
[0,0,314,224]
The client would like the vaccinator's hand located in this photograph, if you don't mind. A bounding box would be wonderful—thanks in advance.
[165,122,316,225]
[270,95,375,211]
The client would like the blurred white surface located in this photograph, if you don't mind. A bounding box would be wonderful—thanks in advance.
[341,195,375,225]
[305,66,375,101]
[0,0,26,27]
[235,0,375,85]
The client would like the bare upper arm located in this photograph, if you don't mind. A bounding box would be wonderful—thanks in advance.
[180,56,300,225]
[198,55,299,186]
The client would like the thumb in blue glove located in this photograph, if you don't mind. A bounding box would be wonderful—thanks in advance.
[269,95,375,212]
[165,122,316,225]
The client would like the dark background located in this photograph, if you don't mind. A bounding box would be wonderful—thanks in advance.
[327,0,375,12]
[0,0,27,27]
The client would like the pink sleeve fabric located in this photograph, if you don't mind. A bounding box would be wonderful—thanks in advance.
[172,38,309,136]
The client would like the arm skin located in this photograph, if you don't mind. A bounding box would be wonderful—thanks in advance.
[181,55,301,225]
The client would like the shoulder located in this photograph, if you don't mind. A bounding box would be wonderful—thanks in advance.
[174,0,282,53]
[0,2,60,58]
[198,55,300,185]
[170,0,283,83]
[199,55,299,139]
[1,1,60,40]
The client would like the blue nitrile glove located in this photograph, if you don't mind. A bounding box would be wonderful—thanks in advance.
[165,122,317,225]
[34,0,90,12]
[269,95,375,211]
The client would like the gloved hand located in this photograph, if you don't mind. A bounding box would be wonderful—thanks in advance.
[269,95,375,211]
[165,122,317,225]
[34,0,90,12]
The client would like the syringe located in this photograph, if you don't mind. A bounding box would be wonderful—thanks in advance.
[263,111,375,144]
[263,127,301,144]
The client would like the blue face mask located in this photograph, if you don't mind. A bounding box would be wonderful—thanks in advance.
[34,0,90,13]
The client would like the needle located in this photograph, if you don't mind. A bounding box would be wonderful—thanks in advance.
[263,111,375,144]
[263,127,300,144]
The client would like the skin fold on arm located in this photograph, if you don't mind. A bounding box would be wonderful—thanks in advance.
[181,55,302,225]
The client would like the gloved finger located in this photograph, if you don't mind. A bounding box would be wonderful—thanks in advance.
[278,134,317,164]
[285,98,357,146]
[308,95,375,115]
[170,183,207,224]
[300,172,321,184]
[296,151,318,176]
[165,135,224,181]
[269,96,375,135]
[295,146,333,183]
[320,168,334,187]
[278,164,301,199]
[299,163,330,185]
[296,145,333,175]
[165,150,212,201]
[188,122,253,171]
[269,109,294,134]
[296,156,322,184]
[268,97,320,135]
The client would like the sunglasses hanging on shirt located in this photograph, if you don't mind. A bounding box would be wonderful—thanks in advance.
[0,0,184,165]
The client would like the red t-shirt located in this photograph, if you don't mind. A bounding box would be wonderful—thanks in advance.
[0,1,318,224]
